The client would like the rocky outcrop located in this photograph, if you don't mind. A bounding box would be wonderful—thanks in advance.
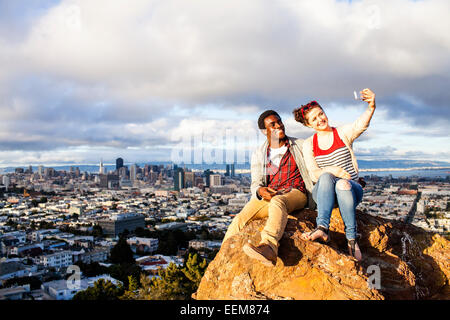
[195,209,449,300]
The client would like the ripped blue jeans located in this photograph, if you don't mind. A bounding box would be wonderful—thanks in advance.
[312,172,363,240]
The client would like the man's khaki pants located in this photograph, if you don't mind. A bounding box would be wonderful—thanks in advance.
[223,189,307,255]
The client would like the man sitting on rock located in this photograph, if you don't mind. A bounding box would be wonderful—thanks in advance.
[222,110,314,266]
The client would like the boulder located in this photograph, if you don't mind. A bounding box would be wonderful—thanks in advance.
[195,209,449,300]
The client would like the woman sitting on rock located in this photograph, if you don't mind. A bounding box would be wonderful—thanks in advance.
[292,88,376,261]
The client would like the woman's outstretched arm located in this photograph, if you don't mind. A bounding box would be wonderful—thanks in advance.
[341,88,376,143]
[359,88,376,124]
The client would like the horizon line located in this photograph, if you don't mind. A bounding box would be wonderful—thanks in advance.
[0,158,449,169]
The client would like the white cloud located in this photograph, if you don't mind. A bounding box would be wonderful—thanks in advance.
[2,0,447,102]
[0,0,449,163]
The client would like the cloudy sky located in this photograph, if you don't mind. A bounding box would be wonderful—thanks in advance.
[0,0,449,166]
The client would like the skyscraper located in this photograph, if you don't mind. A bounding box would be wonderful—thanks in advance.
[204,169,212,187]
[149,170,158,184]
[174,167,185,191]
[2,176,10,191]
[118,166,128,178]
[116,158,124,170]
[184,171,195,188]
[130,164,137,182]
[225,164,235,177]
[210,174,222,187]
[99,159,105,175]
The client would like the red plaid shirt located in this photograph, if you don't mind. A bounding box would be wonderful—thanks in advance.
[266,144,306,194]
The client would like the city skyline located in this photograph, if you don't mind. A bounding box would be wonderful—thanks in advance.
[0,154,448,301]
[0,0,449,166]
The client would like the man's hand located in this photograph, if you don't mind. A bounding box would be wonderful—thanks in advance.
[360,88,376,110]
[258,187,277,201]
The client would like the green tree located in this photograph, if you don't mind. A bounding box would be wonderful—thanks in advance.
[120,229,130,238]
[74,261,109,278]
[39,221,54,229]
[120,273,152,300]
[181,253,207,297]
[1,276,42,290]
[110,236,135,264]
[107,263,141,289]
[121,253,208,300]
[119,275,140,300]
[134,227,150,238]
[72,279,123,300]
[146,263,187,300]
[127,275,139,292]
[199,229,209,240]
[6,219,17,228]
[92,224,103,237]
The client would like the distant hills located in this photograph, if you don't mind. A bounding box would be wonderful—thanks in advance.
[357,160,450,169]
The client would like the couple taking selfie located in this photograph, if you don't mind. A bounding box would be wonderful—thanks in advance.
[223,88,376,266]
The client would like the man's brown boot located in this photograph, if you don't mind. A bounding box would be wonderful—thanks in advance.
[243,243,277,267]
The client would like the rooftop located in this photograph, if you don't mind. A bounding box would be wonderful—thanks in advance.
[0,261,25,277]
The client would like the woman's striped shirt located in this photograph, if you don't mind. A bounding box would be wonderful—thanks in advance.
[313,128,358,180]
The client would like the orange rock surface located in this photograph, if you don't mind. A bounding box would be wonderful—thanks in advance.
[195,209,449,300]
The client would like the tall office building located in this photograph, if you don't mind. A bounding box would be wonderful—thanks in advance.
[184,171,195,188]
[99,159,105,175]
[210,174,222,187]
[173,167,185,191]
[130,164,137,182]
[225,164,235,177]
[149,170,158,184]
[118,166,128,178]
[116,158,124,170]
[38,165,44,176]
[99,174,108,188]
[107,174,120,189]
[195,176,204,187]
[2,176,10,191]
[204,169,212,187]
